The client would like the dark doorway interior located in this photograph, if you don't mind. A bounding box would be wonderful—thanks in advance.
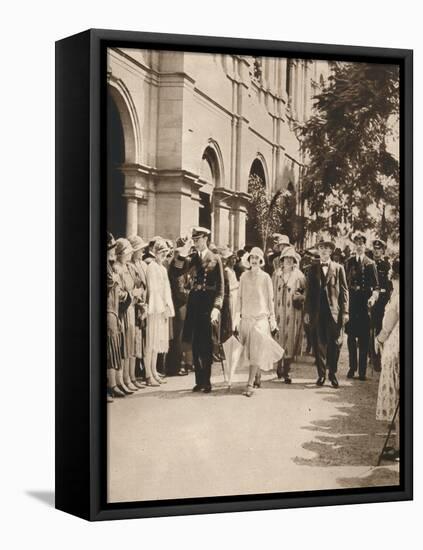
[245,159,266,248]
[107,93,126,238]
[199,191,212,231]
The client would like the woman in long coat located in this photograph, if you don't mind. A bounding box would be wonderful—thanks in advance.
[113,238,143,394]
[107,232,131,400]
[375,257,400,460]
[234,247,281,397]
[144,238,175,386]
[272,246,306,383]
[128,235,149,388]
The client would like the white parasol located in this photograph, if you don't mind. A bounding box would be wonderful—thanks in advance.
[222,335,245,387]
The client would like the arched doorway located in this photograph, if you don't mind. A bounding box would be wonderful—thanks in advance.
[245,158,267,248]
[107,92,126,238]
[199,153,214,231]
[199,145,223,242]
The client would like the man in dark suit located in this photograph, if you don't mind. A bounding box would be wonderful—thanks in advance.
[344,232,379,380]
[305,238,349,388]
[370,239,393,372]
[176,227,224,393]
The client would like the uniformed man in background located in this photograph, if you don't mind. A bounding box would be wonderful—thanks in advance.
[370,239,393,372]
[344,232,379,381]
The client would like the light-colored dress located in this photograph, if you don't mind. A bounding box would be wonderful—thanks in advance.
[376,284,400,422]
[272,266,306,359]
[236,269,278,371]
[146,261,175,353]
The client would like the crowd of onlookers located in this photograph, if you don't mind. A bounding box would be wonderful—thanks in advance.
[107,229,400,461]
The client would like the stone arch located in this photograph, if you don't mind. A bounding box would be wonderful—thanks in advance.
[249,154,269,190]
[107,75,143,237]
[107,75,141,164]
[200,139,225,188]
[199,138,230,244]
[245,154,270,248]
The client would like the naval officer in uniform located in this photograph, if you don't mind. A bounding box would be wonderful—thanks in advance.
[176,227,224,393]
[344,232,379,380]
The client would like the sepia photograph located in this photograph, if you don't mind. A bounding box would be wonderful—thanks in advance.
[105,46,401,504]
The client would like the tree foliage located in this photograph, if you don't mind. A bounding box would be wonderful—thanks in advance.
[299,62,400,241]
[247,174,294,250]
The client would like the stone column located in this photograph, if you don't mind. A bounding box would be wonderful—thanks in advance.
[125,197,138,237]
[137,199,148,239]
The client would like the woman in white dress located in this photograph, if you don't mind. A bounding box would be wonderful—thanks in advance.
[144,238,175,386]
[234,247,281,397]
[375,257,400,460]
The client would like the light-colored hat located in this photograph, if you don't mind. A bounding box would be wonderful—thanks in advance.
[247,246,265,266]
[128,235,148,253]
[191,226,211,239]
[218,246,234,260]
[115,238,134,257]
[279,246,301,264]
[274,234,291,246]
[152,238,170,255]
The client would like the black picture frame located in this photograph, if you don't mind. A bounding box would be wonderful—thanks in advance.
[55,28,413,521]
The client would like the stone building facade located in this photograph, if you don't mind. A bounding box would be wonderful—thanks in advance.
[107,48,329,248]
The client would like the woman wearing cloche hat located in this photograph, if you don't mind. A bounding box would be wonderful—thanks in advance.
[144,238,175,386]
[107,233,130,400]
[113,238,141,395]
[234,247,283,397]
[128,235,149,389]
[272,246,306,383]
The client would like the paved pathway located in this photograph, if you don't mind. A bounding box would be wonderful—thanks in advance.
[108,342,399,503]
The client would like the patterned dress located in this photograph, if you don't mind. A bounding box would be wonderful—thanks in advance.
[272,266,306,359]
[129,259,148,358]
[107,262,129,369]
[376,285,400,422]
[113,261,136,359]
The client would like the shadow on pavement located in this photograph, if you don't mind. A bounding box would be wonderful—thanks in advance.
[291,373,400,486]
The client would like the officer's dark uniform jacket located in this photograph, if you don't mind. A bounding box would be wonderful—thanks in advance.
[372,257,393,334]
[344,254,379,335]
[176,249,224,344]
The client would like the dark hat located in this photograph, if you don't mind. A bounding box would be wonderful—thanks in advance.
[307,247,320,259]
[107,232,116,250]
[191,226,211,239]
[373,238,387,249]
[351,231,367,244]
[176,236,186,248]
[316,238,336,251]
[332,247,344,257]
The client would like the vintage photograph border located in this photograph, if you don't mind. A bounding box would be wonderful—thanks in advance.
[55,28,412,521]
